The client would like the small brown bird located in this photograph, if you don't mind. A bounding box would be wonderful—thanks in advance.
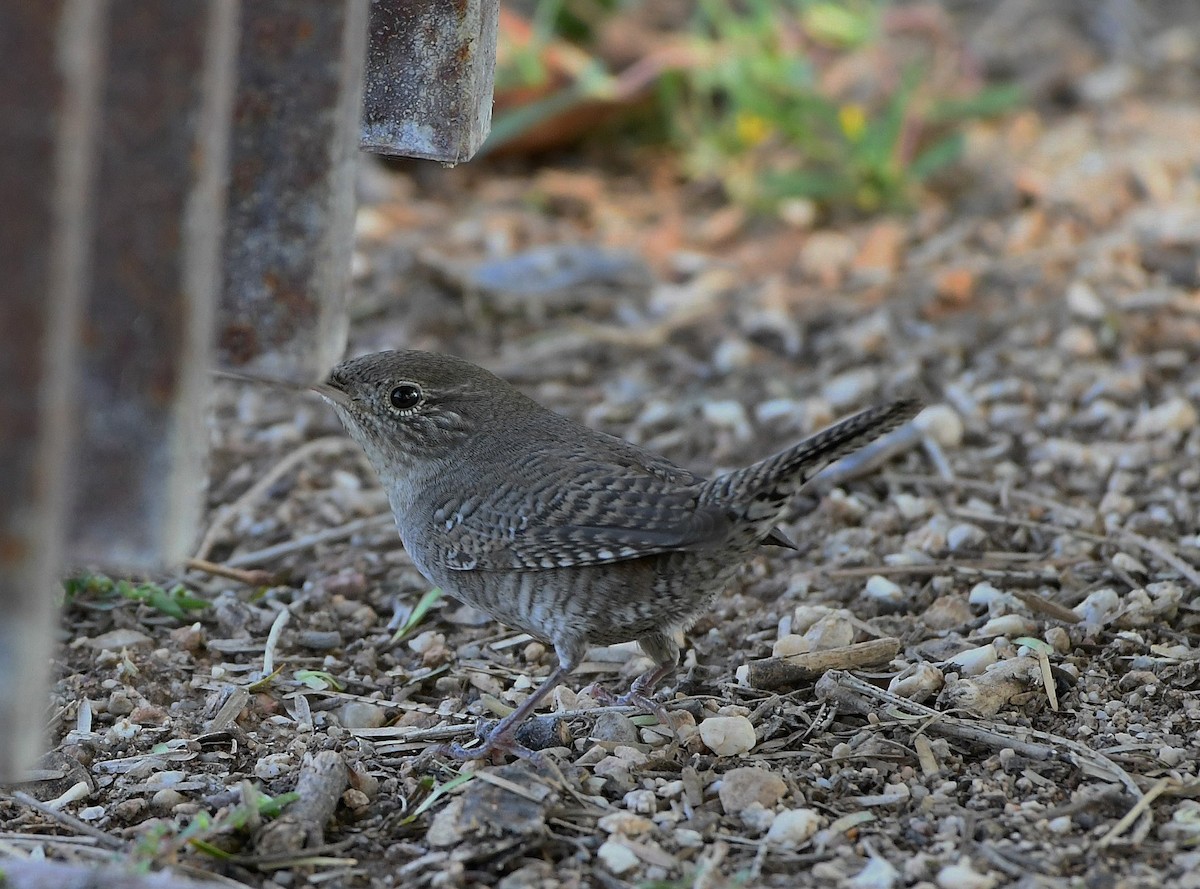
[317,350,919,760]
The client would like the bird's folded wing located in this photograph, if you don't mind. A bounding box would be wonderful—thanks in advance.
[436,483,732,571]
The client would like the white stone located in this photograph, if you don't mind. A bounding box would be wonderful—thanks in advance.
[864,575,904,605]
[803,614,855,651]
[936,861,997,889]
[1075,588,1120,626]
[772,634,810,657]
[968,582,1004,607]
[849,856,901,889]
[947,644,998,677]
[740,802,776,832]
[717,766,785,813]
[700,715,757,756]
[1066,280,1106,318]
[946,522,986,551]
[888,663,944,701]
[914,404,964,447]
[765,808,822,847]
[597,839,639,875]
[978,614,1035,638]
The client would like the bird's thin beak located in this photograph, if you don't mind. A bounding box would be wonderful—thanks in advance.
[310,381,352,408]
[213,367,352,408]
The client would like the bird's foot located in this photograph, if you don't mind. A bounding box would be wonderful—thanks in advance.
[434,726,545,766]
[581,682,674,732]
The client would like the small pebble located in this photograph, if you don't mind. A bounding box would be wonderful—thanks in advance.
[978,614,1035,638]
[591,711,640,744]
[888,663,944,702]
[740,802,776,832]
[622,789,657,815]
[338,701,388,729]
[936,861,997,889]
[968,582,1004,607]
[597,839,639,875]
[849,856,901,889]
[923,596,973,631]
[772,634,811,657]
[946,643,998,676]
[1045,626,1071,654]
[864,575,905,605]
[803,614,855,650]
[946,523,987,551]
[1066,280,1106,318]
[1075,588,1120,626]
[254,753,295,780]
[914,404,964,447]
[765,808,821,847]
[717,767,785,813]
[597,811,655,836]
[151,789,186,811]
[1047,815,1073,834]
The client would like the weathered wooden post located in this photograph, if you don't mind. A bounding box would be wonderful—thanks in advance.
[0,0,498,784]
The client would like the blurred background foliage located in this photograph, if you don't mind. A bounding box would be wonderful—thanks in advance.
[484,0,1023,217]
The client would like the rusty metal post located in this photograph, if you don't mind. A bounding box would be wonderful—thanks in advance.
[0,0,103,779]
[218,1,369,379]
[68,1,239,569]
[361,0,499,163]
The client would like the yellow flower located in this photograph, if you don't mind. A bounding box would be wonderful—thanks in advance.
[839,104,867,141]
[735,112,771,147]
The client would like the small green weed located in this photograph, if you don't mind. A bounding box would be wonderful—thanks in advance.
[391,587,443,644]
[64,572,209,620]
[132,783,298,866]
[663,0,1023,213]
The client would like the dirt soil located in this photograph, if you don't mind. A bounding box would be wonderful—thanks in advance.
[6,12,1200,889]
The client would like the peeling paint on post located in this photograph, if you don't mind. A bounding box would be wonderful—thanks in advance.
[361,0,499,163]
[219,1,368,378]
[68,1,239,570]
[0,0,103,779]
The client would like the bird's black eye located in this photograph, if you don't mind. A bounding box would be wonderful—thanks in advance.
[389,383,422,411]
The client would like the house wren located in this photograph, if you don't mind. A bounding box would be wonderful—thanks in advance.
[316,350,920,760]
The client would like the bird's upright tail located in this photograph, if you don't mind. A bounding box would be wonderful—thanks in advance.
[700,398,922,531]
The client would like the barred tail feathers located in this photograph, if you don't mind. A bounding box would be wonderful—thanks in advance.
[700,399,922,524]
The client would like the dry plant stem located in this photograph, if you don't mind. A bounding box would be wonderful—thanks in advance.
[184,556,275,586]
[816,671,1155,842]
[252,750,348,856]
[8,789,125,850]
[745,638,901,690]
[193,436,363,562]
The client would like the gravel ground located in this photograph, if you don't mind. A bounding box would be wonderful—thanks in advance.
[5,22,1200,889]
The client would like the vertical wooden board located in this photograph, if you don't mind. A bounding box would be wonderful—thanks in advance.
[68,0,238,570]
[361,0,499,163]
[0,0,102,779]
[218,0,368,379]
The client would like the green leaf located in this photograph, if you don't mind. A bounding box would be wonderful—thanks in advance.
[910,132,964,180]
[398,771,476,826]
[391,587,444,644]
[294,669,345,691]
[930,84,1025,122]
